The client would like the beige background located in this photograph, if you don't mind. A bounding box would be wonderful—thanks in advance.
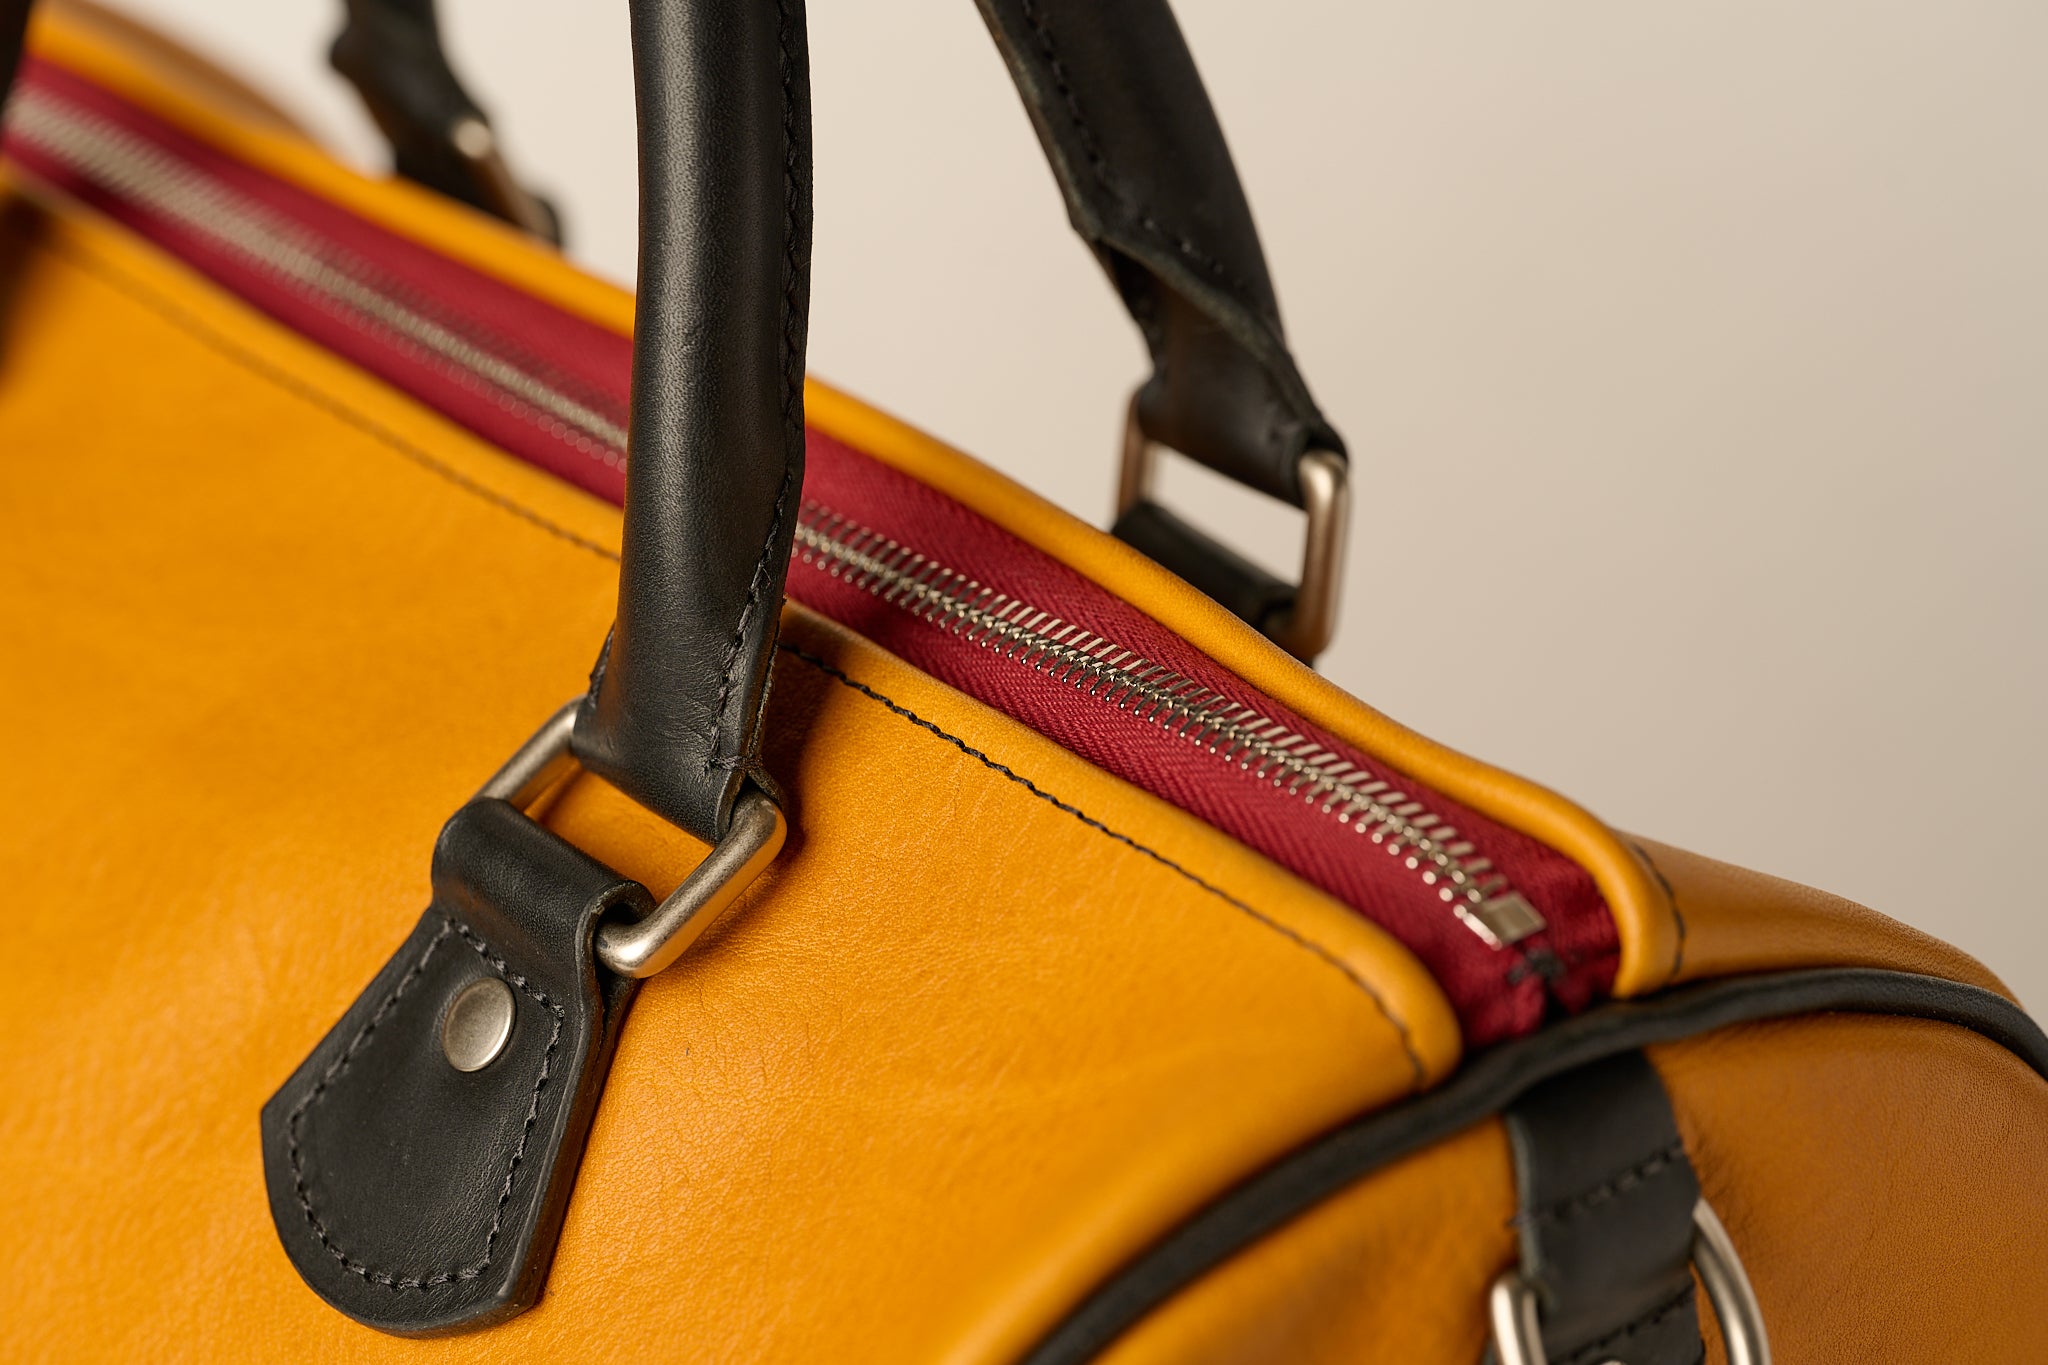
[113,0,2046,1008]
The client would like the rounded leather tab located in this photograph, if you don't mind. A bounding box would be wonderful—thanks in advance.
[259,800,648,1336]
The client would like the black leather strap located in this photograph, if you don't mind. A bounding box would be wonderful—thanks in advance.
[1022,968,2048,1365]
[568,0,812,844]
[974,0,1343,506]
[331,0,562,242]
[1499,1052,1705,1365]
[0,0,29,118]
[331,0,1342,509]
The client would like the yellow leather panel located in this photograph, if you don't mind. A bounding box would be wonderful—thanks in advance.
[1629,835,2010,999]
[1091,1012,2048,1365]
[0,174,1457,1360]
[39,4,2013,1010]
[1653,1015,2048,1364]
[27,4,1685,994]
[1094,1121,1515,1365]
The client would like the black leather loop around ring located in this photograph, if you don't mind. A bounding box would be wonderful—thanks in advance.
[974,0,1344,505]
[1497,1052,1706,1365]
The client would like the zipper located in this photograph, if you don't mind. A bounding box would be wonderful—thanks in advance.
[5,60,1617,1041]
[6,88,633,464]
[794,502,1544,949]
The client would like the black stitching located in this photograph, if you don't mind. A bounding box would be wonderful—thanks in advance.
[704,0,805,777]
[780,643,1429,1089]
[1557,1283,1703,1365]
[1631,840,1689,988]
[284,918,566,1292]
[1013,0,1267,307]
[35,234,622,565]
[1517,1138,1688,1231]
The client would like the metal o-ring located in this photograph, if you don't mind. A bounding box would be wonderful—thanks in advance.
[1487,1197,1771,1365]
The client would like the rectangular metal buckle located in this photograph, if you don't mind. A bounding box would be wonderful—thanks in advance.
[1115,393,1350,661]
[478,701,787,979]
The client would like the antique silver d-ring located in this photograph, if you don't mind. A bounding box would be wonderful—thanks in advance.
[1114,392,1350,662]
[477,700,787,980]
[1487,1197,1771,1365]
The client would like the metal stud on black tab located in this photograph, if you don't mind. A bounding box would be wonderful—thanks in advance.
[441,976,515,1072]
[260,697,787,1336]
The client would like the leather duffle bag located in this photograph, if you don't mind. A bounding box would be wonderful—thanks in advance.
[2,2,2044,1361]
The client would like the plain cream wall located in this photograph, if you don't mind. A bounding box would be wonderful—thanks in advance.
[111,0,2046,1007]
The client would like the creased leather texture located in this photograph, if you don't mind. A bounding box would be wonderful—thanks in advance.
[1093,1010,2048,1365]
[0,178,1456,1359]
[5,11,2046,1363]
[571,0,812,844]
[1093,1121,1518,1365]
[973,0,1341,505]
[260,799,648,1335]
[1651,1014,2048,1364]
[1498,1052,1703,1365]
[1628,833,2012,999]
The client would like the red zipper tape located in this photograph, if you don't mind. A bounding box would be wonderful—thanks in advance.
[4,58,1619,1042]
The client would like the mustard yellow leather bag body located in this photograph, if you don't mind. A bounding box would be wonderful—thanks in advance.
[2,3,2043,1361]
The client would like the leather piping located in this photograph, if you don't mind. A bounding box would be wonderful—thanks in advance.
[799,382,1680,997]
[1024,968,2048,1365]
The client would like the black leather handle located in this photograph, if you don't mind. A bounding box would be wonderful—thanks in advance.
[973,0,1342,506]
[0,0,1348,833]
[331,0,563,242]
[1,0,29,122]
[569,0,811,844]
[329,0,1343,510]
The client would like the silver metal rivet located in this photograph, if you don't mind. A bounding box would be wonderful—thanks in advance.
[441,976,515,1073]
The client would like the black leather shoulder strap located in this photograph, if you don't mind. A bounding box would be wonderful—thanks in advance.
[974,0,1343,504]
[569,0,812,843]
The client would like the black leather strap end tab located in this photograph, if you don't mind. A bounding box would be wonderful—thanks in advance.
[975,0,1342,505]
[574,0,812,846]
[260,799,648,1336]
[1500,1051,1705,1365]
[1109,499,1294,636]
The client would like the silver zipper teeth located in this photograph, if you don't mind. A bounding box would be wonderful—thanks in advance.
[795,503,1546,949]
[9,91,632,463]
[11,88,1544,951]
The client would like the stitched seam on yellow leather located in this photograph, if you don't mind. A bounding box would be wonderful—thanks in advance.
[285,918,565,1290]
[21,221,622,566]
[778,642,1429,1089]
